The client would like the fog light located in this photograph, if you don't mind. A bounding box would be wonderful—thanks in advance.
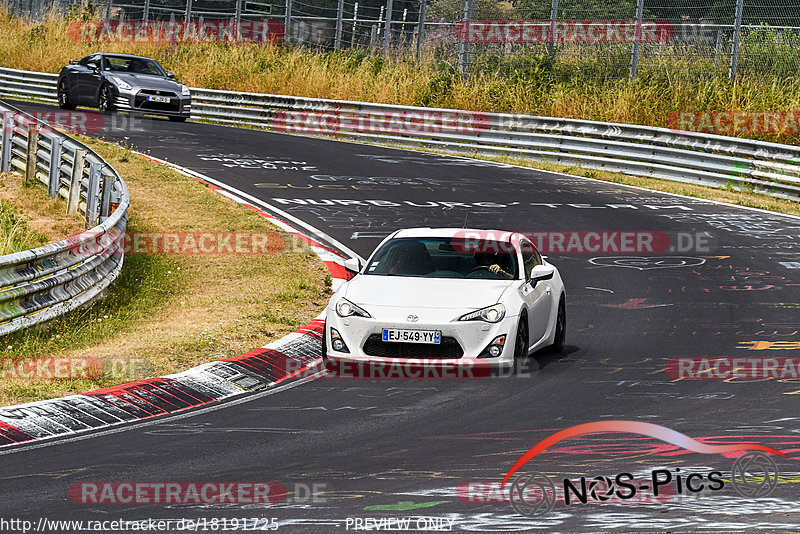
[478,334,506,358]
[330,328,350,353]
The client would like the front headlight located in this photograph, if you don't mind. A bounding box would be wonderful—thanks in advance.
[181,84,190,96]
[110,77,132,91]
[336,298,371,318]
[459,303,506,323]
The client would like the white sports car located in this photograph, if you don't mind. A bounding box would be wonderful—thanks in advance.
[323,228,566,370]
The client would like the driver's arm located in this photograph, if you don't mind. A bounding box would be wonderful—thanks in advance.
[488,264,512,278]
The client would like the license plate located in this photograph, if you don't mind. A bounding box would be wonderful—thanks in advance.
[382,329,441,344]
[148,95,170,103]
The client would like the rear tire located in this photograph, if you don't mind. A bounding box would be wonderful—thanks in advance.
[57,79,75,110]
[513,314,529,360]
[551,297,566,353]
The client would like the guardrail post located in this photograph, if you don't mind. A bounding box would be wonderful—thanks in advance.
[67,149,85,215]
[25,124,39,183]
[335,0,345,50]
[0,116,11,173]
[729,0,744,82]
[458,0,474,76]
[48,136,64,198]
[85,162,101,228]
[105,0,112,21]
[382,0,394,55]
[629,0,644,82]
[185,0,192,21]
[143,0,150,22]
[100,170,113,222]
[284,0,292,44]
[415,0,426,61]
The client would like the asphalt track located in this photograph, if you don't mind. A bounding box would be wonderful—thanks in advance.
[2,101,800,532]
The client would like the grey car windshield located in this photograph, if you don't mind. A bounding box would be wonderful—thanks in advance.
[365,237,519,279]
[103,56,166,77]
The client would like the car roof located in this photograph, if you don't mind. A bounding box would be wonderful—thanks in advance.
[91,53,156,60]
[392,228,522,241]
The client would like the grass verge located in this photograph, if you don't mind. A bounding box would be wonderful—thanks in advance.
[0,137,329,406]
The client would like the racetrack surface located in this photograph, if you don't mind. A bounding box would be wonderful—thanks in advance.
[2,102,800,531]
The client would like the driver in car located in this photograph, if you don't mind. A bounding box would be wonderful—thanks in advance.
[474,252,512,278]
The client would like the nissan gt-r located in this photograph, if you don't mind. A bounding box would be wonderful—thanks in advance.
[57,53,191,121]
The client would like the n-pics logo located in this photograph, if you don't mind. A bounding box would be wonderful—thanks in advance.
[499,421,785,517]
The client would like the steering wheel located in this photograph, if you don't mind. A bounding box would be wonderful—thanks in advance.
[469,265,491,273]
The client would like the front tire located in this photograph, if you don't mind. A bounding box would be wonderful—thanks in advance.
[98,84,114,114]
[57,79,75,110]
[551,297,566,353]
[321,320,328,360]
[513,315,529,360]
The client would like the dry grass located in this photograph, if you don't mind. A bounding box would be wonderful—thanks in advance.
[0,137,329,406]
[5,10,800,145]
[0,172,85,243]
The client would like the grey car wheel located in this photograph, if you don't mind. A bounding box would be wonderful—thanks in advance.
[57,79,75,110]
[98,84,113,114]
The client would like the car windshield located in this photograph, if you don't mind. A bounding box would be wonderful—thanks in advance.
[365,237,519,279]
[103,55,166,77]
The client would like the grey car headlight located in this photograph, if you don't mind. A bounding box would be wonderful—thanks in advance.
[110,77,132,91]
[336,298,371,318]
[181,84,190,96]
[458,303,506,323]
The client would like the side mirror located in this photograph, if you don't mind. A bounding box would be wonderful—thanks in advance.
[344,257,362,275]
[166,72,175,79]
[87,63,99,72]
[529,264,555,285]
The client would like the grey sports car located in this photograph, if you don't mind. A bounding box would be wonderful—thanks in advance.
[57,53,191,121]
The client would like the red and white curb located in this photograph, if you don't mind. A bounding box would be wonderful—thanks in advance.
[0,155,355,448]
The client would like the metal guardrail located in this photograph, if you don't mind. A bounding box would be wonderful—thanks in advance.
[0,98,129,336]
[1,65,798,204]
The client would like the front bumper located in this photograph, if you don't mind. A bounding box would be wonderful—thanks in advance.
[113,89,191,118]
[324,307,516,369]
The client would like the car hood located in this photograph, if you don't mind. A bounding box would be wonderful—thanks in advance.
[107,73,182,91]
[342,275,514,310]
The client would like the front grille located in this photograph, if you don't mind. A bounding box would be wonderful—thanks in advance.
[363,334,464,359]
[134,90,180,112]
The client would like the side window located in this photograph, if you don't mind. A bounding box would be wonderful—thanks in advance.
[520,239,541,278]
